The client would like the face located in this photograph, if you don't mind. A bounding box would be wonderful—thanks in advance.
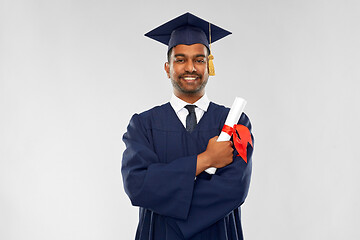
[165,43,209,101]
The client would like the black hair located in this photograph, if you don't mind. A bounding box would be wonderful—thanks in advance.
[167,48,173,63]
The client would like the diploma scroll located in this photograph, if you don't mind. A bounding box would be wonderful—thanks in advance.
[205,97,247,175]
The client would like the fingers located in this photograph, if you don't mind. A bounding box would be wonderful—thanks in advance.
[204,136,234,168]
[224,140,233,149]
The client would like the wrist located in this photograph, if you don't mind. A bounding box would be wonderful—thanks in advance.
[196,152,212,176]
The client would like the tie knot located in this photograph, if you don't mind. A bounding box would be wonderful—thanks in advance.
[185,105,196,113]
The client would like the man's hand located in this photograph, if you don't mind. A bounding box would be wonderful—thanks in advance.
[196,136,233,176]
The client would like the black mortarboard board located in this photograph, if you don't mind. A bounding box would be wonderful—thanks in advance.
[144,12,232,76]
[144,12,232,51]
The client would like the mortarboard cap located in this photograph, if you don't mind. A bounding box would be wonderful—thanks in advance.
[145,12,232,52]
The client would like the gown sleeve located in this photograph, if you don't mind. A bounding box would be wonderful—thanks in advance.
[174,114,254,239]
[121,113,197,220]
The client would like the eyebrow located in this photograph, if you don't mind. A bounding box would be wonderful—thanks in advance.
[174,54,206,58]
[174,54,185,58]
[195,54,206,58]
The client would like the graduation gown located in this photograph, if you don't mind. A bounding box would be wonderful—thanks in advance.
[122,102,253,240]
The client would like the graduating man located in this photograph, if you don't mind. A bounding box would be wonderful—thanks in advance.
[122,12,254,240]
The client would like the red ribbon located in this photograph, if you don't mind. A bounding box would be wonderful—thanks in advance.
[221,124,253,163]
[221,124,234,136]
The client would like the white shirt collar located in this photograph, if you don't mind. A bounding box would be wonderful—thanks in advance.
[170,93,210,114]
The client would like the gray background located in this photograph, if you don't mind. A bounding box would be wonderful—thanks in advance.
[1,0,359,239]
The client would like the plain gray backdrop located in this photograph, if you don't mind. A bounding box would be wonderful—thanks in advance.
[1,0,359,239]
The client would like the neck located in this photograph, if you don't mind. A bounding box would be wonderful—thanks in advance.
[174,92,204,104]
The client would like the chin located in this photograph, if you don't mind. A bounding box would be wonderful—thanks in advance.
[181,87,203,94]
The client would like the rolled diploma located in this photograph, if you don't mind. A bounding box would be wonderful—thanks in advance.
[205,97,247,175]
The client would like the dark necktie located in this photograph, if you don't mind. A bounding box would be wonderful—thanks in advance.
[185,105,197,132]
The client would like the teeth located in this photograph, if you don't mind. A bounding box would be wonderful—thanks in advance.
[183,77,197,80]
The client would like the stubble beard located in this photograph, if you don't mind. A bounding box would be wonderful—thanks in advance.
[171,74,208,95]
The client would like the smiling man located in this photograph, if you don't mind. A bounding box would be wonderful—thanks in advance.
[166,43,209,102]
[122,13,254,240]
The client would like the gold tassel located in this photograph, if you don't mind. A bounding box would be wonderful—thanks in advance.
[208,54,215,76]
[208,23,215,76]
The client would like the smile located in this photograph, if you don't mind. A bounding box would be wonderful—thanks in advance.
[181,76,199,81]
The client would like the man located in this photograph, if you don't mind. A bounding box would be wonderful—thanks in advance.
[122,12,254,240]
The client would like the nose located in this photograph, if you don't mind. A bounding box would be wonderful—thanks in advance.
[184,60,196,72]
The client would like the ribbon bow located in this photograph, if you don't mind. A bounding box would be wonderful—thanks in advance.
[221,124,253,163]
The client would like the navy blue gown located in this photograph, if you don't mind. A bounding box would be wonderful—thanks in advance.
[122,102,254,240]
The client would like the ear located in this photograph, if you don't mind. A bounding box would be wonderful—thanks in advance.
[164,62,170,78]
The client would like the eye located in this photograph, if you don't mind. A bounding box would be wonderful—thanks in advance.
[195,59,206,63]
[175,59,185,63]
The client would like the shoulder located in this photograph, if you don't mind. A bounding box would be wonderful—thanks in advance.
[128,103,172,130]
[208,102,229,117]
[137,102,170,118]
[239,112,252,131]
